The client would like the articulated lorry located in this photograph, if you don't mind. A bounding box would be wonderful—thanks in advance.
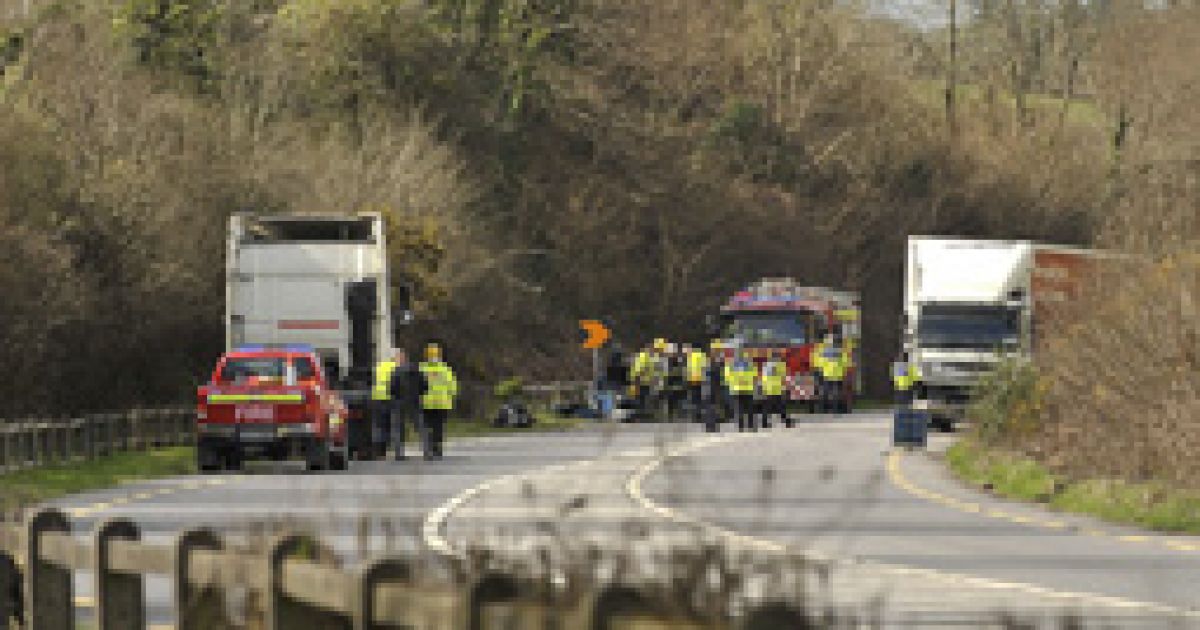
[223,213,405,460]
[903,236,1110,428]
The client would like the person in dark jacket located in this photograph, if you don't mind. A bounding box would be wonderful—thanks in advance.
[388,349,427,461]
[703,341,726,432]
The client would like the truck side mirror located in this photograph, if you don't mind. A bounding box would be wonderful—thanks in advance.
[322,358,341,388]
[394,284,414,327]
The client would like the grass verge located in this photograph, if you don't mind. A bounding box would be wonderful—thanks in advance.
[946,440,1200,533]
[0,447,196,510]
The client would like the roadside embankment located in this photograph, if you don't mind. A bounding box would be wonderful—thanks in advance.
[0,446,196,510]
[946,439,1200,534]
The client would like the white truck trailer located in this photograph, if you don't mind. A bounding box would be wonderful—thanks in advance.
[226,213,402,459]
[903,236,1107,429]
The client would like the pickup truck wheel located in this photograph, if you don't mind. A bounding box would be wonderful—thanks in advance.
[197,444,221,473]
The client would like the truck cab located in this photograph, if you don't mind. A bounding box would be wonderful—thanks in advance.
[904,237,1112,429]
[196,345,349,472]
[904,238,1033,428]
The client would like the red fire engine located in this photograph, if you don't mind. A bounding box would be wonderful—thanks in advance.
[711,279,861,413]
[196,345,350,472]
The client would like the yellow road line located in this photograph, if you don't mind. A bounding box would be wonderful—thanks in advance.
[885,450,1200,556]
[626,435,1200,618]
[62,471,245,522]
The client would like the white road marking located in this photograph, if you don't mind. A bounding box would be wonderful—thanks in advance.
[627,431,1200,620]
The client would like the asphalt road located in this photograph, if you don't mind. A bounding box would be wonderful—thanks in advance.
[54,422,695,628]
[48,412,1200,628]
[633,414,1200,626]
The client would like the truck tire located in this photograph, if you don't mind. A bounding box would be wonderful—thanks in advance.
[306,442,330,472]
[329,446,348,471]
[197,443,222,474]
[931,415,955,433]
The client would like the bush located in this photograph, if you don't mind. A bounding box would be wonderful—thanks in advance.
[968,359,1045,445]
[494,377,525,401]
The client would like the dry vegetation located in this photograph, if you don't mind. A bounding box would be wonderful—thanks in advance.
[0,0,1194,452]
[959,3,1200,486]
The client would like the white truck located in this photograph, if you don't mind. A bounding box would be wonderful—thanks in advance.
[903,236,1107,429]
[226,213,407,459]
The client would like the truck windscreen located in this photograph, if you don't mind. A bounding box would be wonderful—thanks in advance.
[723,312,809,345]
[917,305,1019,348]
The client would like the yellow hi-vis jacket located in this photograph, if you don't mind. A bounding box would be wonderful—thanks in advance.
[631,350,651,384]
[686,350,708,384]
[419,361,458,410]
[725,360,756,394]
[892,362,922,391]
[818,347,847,382]
[372,360,397,401]
[759,359,786,397]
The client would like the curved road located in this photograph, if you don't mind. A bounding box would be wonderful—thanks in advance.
[48,412,1200,628]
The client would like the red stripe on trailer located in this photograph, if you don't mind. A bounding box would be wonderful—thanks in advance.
[277,320,341,330]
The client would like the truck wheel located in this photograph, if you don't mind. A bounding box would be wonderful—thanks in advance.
[306,442,330,472]
[932,416,956,433]
[329,447,348,471]
[197,444,222,473]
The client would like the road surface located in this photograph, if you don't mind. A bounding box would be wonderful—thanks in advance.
[48,412,1200,628]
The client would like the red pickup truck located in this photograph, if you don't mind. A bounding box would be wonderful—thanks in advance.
[196,345,349,472]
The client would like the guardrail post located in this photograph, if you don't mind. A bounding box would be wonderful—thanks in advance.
[105,414,116,456]
[120,412,131,452]
[24,508,72,629]
[183,408,195,445]
[0,426,9,472]
[267,534,344,630]
[84,416,96,461]
[72,418,84,461]
[352,557,409,630]
[96,518,144,629]
[135,408,147,451]
[31,422,43,467]
[58,420,69,462]
[45,422,54,464]
[175,528,229,630]
[24,422,35,468]
[151,410,163,447]
[14,423,24,469]
[0,546,19,626]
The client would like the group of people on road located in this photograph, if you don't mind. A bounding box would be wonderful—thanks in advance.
[370,343,458,461]
[367,331,876,458]
[627,337,840,432]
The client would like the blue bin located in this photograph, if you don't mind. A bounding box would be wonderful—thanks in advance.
[893,408,929,448]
